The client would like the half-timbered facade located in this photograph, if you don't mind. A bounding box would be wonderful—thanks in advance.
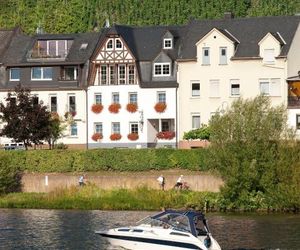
[87,25,184,148]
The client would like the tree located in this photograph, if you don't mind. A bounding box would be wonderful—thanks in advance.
[46,112,67,149]
[0,85,52,150]
[207,96,296,209]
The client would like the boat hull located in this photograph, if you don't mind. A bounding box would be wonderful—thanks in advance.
[97,232,206,250]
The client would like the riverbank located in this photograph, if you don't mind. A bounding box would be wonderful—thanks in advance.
[22,170,223,192]
[1,185,298,213]
[0,185,220,211]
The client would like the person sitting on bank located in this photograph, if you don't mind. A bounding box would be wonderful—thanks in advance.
[157,175,165,190]
[174,175,184,189]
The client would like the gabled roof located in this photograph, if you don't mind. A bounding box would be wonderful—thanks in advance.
[100,24,186,61]
[180,15,300,60]
[2,32,101,66]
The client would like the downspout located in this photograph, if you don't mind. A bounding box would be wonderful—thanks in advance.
[84,61,90,150]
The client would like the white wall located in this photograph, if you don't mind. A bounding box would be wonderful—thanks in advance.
[178,31,288,140]
[0,90,87,146]
[87,84,176,147]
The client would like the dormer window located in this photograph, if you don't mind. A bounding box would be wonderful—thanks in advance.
[115,39,123,49]
[106,39,113,50]
[163,38,173,49]
[263,49,275,64]
[31,40,73,59]
[154,63,171,76]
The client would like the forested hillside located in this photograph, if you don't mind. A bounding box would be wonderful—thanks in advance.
[0,0,299,34]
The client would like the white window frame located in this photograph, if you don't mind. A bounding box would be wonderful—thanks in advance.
[230,79,240,97]
[130,122,139,134]
[94,93,102,104]
[106,39,113,50]
[191,81,200,97]
[259,80,270,96]
[163,38,173,49]
[94,122,103,134]
[118,65,126,84]
[112,122,120,134]
[191,113,201,130]
[157,91,166,103]
[9,68,20,81]
[129,92,137,104]
[202,47,210,65]
[259,78,281,97]
[219,47,227,65]
[49,94,57,112]
[68,94,76,112]
[153,63,171,76]
[263,49,275,64]
[112,92,119,104]
[115,38,123,50]
[128,64,135,84]
[209,79,220,98]
[31,67,53,80]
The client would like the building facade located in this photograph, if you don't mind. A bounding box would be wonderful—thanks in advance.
[0,15,300,149]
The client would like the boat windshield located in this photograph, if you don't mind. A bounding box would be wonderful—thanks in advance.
[138,213,191,233]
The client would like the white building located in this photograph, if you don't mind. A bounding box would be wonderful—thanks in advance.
[177,15,300,147]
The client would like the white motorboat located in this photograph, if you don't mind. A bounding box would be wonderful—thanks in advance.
[95,209,221,250]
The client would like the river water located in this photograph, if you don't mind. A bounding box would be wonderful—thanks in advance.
[0,209,299,250]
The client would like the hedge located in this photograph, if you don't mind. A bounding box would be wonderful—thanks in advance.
[0,148,209,173]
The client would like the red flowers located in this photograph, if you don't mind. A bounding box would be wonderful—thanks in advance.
[91,133,103,141]
[126,103,138,113]
[109,103,121,113]
[110,133,122,141]
[91,104,103,114]
[154,102,167,113]
[127,133,139,141]
[156,131,175,140]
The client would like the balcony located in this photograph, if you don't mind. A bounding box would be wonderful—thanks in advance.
[27,49,68,62]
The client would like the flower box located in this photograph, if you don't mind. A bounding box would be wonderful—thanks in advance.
[110,133,122,141]
[154,102,167,113]
[91,133,103,141]
[64,111,76,119]
[156,131,175,140]
[108,103,121,113]
[126,103,138,113]
[127,133,139,141]
[91,104,103,114]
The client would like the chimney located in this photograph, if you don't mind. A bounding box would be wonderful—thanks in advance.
[224,12,234,19]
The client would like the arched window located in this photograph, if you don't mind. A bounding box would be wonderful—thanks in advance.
[106,39,113,50]
[115,39,123,49]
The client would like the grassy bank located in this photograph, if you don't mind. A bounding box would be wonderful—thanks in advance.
[0,185,220,211]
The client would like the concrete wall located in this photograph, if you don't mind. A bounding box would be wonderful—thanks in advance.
[21,170,223,193]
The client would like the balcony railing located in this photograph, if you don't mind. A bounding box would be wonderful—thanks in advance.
[27,50,68,61]
[288,96,300,107]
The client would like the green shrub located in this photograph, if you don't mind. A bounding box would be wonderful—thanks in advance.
[0,148,208,173]
[183,125,211,140]
[0,153,23,194]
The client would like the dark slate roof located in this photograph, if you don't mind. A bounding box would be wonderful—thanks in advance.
[180,15,300,60]
[0,27,20,63]
[2,32,101,66]
[109,24,187,61]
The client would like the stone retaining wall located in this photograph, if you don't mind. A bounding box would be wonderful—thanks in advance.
[22,170,223,193]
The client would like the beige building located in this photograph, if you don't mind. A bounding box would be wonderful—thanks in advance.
[177,15,300,146]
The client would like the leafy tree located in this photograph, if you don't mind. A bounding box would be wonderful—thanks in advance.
[183,124,211,140]
[207,96,296,210]
[0,85,52,150]
[46,112,67,149]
